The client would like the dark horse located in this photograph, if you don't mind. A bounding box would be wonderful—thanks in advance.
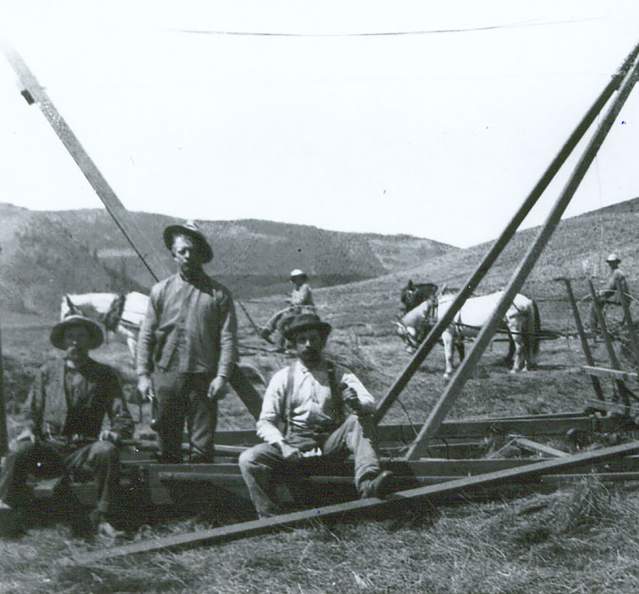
[400,279,439,313]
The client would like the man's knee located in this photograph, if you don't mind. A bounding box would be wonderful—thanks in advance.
[239,444,275,474]
[90,441,119,465]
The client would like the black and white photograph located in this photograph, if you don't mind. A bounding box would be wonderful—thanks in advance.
[1,1,639,592]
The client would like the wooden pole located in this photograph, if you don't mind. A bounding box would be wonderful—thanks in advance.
[1,44,171,284]
[557,277,605,400]
[616,277,639,367]
[2,44,263,418]
[588,279,632,408]
[66,440,639,566]
[373,43,639,424]
[0,324,8,457]
[404,45,639,460]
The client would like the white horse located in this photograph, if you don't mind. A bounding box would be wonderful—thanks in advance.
[61,292,149,358]
[397,290,541,379]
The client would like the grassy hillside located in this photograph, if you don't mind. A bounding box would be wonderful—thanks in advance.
[0,203,455,314]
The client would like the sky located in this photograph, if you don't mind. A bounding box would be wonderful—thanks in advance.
[1,1,639,247]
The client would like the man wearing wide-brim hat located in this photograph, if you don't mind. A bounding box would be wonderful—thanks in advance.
[590,253,630,338]
[136,220,238,463]
[0,313,133,537]
[260,268,315,351]
[239,312,393,518]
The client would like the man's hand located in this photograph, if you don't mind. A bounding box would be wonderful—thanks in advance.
[207,376,228,400]
[341,385,362,414]
[137,374,154,401]
[16,429,36,443]
[278,442,301,461]
[99,430,120,444]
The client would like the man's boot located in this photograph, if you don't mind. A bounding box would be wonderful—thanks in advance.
[359,471,394,499]
[90,510,125,539]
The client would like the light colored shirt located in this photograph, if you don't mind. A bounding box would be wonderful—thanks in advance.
[603,268,626,294]
[256,359,375,444]
[136,272,238,377]
[289,283,314,307]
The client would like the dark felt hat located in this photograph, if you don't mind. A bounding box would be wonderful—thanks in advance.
[50,314,104,350]
[283,313,332,340]
[163,220,213,263]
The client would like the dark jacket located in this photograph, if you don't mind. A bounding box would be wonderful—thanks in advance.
[23,357,134,440]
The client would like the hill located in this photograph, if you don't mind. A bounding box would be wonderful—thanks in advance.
[311,195,639,332]
[0,202,455,315]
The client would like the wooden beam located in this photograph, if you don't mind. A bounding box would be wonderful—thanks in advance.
[588,279,632,408]
[617,277,639,366]
[0,324,7,456]
[557,277,605,400]
[2,44,263,419]
[405,44,639,460]
[373,44,638,425]
[211,414,631,448]
[65,440,639,566]
[512,438,568,458]
[583,366,639,383]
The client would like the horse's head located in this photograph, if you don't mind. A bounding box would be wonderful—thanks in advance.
[400,280,438,312]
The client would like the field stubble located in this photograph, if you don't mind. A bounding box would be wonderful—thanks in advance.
[2,295,639,592]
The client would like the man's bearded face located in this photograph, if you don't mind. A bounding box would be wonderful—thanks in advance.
[293,329,324,365]
[61,324,92,363]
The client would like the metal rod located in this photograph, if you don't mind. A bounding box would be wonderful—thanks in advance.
[558,277,605,400]
[404,43,639,460]
[373,43,639,424]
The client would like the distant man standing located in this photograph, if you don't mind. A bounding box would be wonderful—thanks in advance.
[0,312,133,537]
[590,253,629,336]
[261,269,315,350]
[240,313,393,518]
[136,221,238,463]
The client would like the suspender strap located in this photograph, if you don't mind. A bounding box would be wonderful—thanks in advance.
[326,361,344,424]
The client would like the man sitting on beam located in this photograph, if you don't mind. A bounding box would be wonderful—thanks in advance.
[239,312,393,518]
[0,312,133,537]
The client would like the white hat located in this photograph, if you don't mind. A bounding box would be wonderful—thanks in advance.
[290,269,307,278]
[606,253,621,263]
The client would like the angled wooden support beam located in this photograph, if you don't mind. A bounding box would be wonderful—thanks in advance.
[556,277,605,400]
[405,43,639,460]
[65,440,639,566]
[511,437,568,458]
[1,44,171,284]
[2,44,263,418]
[373,43,639,425]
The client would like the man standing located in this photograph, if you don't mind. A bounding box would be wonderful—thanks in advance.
[260,269,315,350]
[136,221,238,463]
[240,313,393,518]
[590,253,629,336]
[0,313,133,537]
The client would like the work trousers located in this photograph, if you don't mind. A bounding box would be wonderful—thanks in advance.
[0,439,120,514]
[239,414,381,518]
[153,371,217,463]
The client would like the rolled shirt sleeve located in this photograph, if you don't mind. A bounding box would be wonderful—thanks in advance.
[341,371,376,415]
